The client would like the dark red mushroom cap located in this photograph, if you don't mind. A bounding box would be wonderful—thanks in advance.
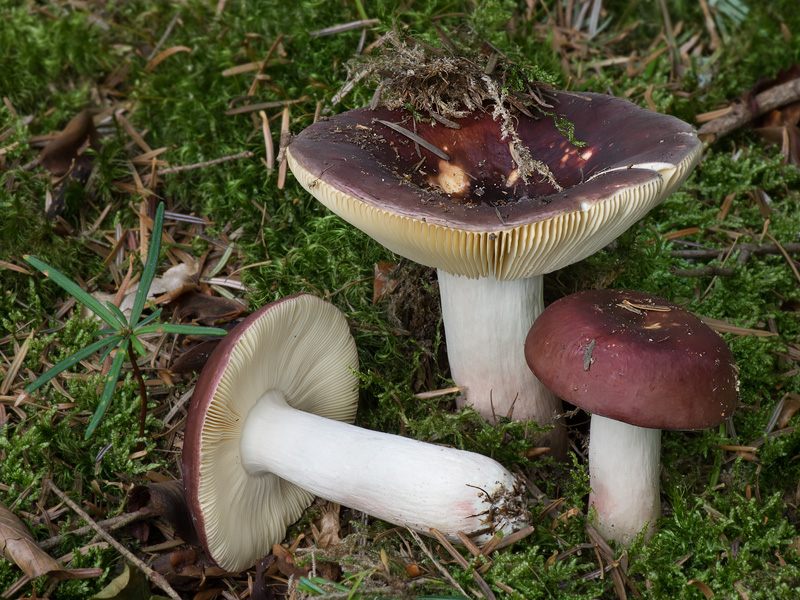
[525,289,738,430]
[287,92,701,279]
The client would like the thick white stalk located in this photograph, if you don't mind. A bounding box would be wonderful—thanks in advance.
[588,415,661,545]
[241,390,529,543]
[437,270,565,454]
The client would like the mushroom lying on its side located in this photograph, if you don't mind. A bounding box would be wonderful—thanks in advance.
[183,293,530,572]
[287,92,702,458]
[525,289,739,545]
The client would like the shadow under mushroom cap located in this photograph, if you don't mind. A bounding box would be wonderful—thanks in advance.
[287,92,702,279]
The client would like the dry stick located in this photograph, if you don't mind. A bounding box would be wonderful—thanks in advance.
[657,0,680,73]
[670,265,734,277]
[766,232,800,285]
[698,78,800,143]
[39,511,153,550]
[157,150,253,175]
[46,480,182,600]
[427,531,496,600]
[406,529,472,599]
[246,33,285,99]
[670,242,800,264]
[310,19,379,37]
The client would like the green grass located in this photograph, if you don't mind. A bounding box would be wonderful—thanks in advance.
[2,0,800,598]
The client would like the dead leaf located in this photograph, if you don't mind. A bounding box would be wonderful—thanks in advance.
[85,262,200,321]
[373,261,400,304]
[39,109,100,176]
[271,544,309,579]
[687,579,715,598]
[173,291,246,326]
[778,394,800,429]
[91,563,169,600]
[169,339,223,374]
[311,502,341,549]
[127,480,198,546]
[151,548,230,590]
[145,46,194,73]
[0,502,103,581]
[251,555,284,600]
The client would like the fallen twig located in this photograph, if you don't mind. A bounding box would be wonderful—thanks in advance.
[45,480,182,600]
[157,150,253,175]
[670,242,800,265]
[38,511,153,550]
[698,78,800,143]
[406,529,471,599]
[670,265,734,277]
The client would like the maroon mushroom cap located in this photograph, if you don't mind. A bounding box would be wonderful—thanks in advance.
[287,92,701,279]
[524,289,738,430]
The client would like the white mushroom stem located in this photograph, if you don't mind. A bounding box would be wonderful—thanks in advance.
[241,390,529,542]
[588,414,661,546]
[437,270,565,454]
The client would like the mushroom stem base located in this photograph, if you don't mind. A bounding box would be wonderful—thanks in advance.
[588,414,661,546]
[437,270,565,455]
[241,390,530,543]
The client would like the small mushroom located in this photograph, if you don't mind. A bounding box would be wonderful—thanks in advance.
[524,289,739,545]
[183,293,529,571]
[287,92,702,457]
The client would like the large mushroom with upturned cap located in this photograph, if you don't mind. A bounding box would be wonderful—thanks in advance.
[286,91,702,456]
[183,293,530,572]
[524,289,739,545]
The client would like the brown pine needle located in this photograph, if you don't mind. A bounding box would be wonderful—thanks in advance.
[374,119,450,161]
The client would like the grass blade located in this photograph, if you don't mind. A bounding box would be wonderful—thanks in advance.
[130,335,147,358]
[105,301,130,328]
[93,328,120,337]
[85,339,129,438]
[98,337,122,363]
[136,324,228,336]
[24,336,121,394]
[130,202,165,326]
[24,255,119,328]
[134,307,163,329]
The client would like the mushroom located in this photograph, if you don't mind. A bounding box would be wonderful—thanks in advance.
[183,293,529,572]
[286,92,702,457]
[524,289,739,545]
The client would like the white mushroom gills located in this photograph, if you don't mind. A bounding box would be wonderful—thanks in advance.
[240,389,529,542]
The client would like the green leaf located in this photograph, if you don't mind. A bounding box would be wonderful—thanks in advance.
[134,307,163,329]
[135,324,228,337]
[130,335,147,358]
[85,338,129,439]
[99,337,123,363]
[105,301,131,328]
[24,255,120,328]
[93,327,120,337]
[91,563,169,600]
[129,202,164,326]
[297,577,326,595]
[24,336,122,395]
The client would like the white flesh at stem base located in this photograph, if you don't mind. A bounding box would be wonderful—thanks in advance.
[437,269,565,455]
[240,390,529,543]
[588,414,661,546]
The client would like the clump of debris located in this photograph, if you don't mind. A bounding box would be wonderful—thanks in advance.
[339,28,564,190]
